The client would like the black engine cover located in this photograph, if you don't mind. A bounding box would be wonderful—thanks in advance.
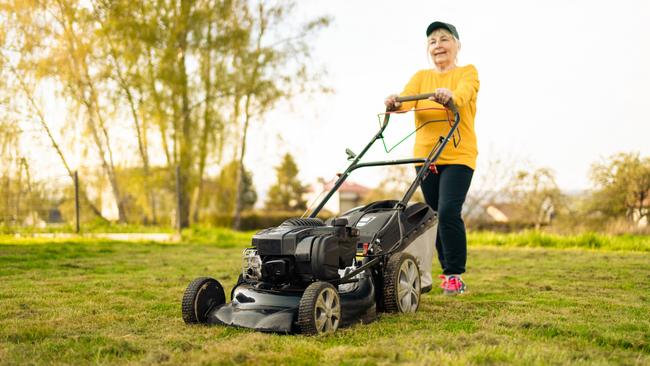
[338,200,436,252]
[249,201,434,284]
[251,220,358,283]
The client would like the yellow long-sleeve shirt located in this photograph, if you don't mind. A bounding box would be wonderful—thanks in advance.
[398,64,480,169]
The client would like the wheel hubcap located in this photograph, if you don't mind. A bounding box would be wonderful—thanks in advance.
[397,259,420,312]
[314,287,340,333]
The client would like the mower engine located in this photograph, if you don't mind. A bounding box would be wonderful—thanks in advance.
[243,218,359,285]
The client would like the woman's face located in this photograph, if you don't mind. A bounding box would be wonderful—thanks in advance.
[428,30,459,66]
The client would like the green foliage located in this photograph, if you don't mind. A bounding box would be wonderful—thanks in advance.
[210,161,257,214]
[180,225,256,246]
[503,167,564,229]
[265,153,307,211]
[0,0,330,228]
[0,45,25,226]
[589,152,650,223]
[204,210,311,231]
[0,157,57,228]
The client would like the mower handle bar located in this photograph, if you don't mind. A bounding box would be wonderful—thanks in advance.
[306,92,460,218]
[394,92,435,103]
[393,92,458,114]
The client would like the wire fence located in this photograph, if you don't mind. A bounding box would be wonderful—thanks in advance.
[0,166,184,233]
[0,165,310,233]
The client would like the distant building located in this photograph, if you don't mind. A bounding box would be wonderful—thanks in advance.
[484,197,555,226]
[305,178,370,214]
[482,203,523,223]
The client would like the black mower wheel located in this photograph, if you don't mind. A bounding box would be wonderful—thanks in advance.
[181,277,225,324]
[382,252,421,313]
[298,282,341,335]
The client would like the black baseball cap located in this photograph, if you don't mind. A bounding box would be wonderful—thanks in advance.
[426,21,459,39]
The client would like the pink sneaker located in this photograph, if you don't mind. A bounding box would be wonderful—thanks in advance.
[439,275,466,295]
[438,274,448,289]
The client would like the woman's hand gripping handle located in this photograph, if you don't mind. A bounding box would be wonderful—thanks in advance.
[385,91,457,113]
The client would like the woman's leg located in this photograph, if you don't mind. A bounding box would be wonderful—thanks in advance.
[436,165,474,275]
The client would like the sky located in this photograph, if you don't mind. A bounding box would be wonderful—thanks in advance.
[24,0,650,205]
[245,0,650,200]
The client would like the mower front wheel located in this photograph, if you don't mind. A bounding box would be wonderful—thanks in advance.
[182,277,225,324]
[382,252,421,313]
[298,282,341,335]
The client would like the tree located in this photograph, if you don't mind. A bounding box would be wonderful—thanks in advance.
[1,0,330,228]
[265,153,306,211]
[0,115,21,225]
[0,3,107,221]
[92,2,157,223]
[3,0,128,222]
[231,2,330,229]
[504,167,563,229]
[94,0,322,228]
[89,0,250,226]
[463,154,522,221]
[589,152,650,224]
[212,161,257,214]
[363,165,424,204]
[0,62,51,227]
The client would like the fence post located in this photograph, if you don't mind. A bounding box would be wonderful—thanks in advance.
[74,170,80,234]
[175,165,182,235]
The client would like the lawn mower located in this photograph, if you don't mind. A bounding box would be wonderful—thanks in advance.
[181,93,460,334]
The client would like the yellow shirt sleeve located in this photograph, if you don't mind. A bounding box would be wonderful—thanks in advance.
[451,65,479,108]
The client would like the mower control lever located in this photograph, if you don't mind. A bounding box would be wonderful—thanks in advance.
[345,148,357,160]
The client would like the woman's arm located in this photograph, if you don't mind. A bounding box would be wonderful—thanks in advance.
[428,65,479,108]
[450,65,479,108]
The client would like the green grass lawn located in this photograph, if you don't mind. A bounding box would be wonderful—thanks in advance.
[0,230,649,365]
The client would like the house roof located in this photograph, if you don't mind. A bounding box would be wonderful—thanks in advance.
[484,203,526,222]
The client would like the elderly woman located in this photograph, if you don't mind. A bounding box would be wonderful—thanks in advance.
[384,21,479,295]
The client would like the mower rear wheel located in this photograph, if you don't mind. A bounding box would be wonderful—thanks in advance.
[382,252,421,313]
[298,282,341,335]
[182,277,225,324]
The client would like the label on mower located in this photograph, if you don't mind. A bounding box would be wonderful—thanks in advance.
[357,215,376,227]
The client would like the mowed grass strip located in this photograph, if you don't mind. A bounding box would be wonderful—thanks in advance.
[469,230,650,252]
[0,230,648,365]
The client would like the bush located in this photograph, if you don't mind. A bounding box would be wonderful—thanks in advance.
[466,220,536,232]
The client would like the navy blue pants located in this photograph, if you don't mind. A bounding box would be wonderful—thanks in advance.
[416,164,473,275]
